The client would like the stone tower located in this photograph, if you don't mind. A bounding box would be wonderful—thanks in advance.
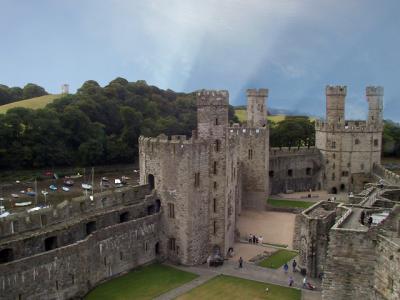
[367,86,384,126]
[315,85,383,194]
[197,90,231,257]
[246,89,268,127]
[326,85,346,125]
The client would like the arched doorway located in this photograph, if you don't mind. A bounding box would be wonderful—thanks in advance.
[331,187,337,194]
[148,174,155,190]
[155,242,160,255]
[340,184,346,191]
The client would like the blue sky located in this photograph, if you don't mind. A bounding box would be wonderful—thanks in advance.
[0,0,399,121]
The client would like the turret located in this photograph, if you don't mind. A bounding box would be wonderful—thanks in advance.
[246,89,268,127]
[326,85,346,125]
[366,86,383,126]
[196,90,229,139]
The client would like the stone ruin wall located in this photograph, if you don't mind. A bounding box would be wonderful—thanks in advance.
[230,127,269,210]
[0,186,161,300]
[139,135,212,265]
[292,201,337,278]
[269,147,322,195]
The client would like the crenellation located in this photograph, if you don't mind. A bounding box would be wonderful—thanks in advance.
[325,85,347,96]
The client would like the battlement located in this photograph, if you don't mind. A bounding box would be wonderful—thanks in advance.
[326,85,347,96]
[196,89,229,106]
[315,120,383,132]
[246,88,268,97]
[366,86,384,96]
[228,127,268,137]
[269,146,319,157]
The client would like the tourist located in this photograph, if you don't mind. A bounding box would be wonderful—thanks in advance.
[249,233,253,244]
[289,276,294,287]
[258,235,263,244]
[207,255,211,267]
[253,234,257,244]
[303,276,307,288]
[292,259,297,272]
[284,262,289,273]
[239,257,243,268]
[360,210,365,225]
[368,216,373,227]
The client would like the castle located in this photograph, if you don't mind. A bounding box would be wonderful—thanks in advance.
[0,85,398,300]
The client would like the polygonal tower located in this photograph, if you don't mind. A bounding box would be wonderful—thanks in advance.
[246,89,268,127]
[326,85,346,125]
[366,86,384,126]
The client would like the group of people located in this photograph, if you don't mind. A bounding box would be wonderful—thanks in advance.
[248,233,263,244]
[283,260,316,290]
[360,210,374,226]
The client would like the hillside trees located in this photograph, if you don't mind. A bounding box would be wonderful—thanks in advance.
[0,78,238,169]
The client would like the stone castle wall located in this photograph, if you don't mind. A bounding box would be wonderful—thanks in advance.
[0,186,161,300]
[269,147,322,195]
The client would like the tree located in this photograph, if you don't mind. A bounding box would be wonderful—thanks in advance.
[22,83,47,99]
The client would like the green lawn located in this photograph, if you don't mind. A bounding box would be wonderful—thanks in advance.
[177,275,300,300]
[235,109,286,123]
[258,250,298,269]
[0,94,61,114]
[85,264,198,300]
[267,198,314,209]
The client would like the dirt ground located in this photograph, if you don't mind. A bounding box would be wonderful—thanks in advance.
[235,210,296,262]
[272,190,349,203]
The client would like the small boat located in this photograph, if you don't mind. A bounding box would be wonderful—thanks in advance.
[49,185,57,191]
[11,194,19,198]
[41,190,49,195]
[62,186,70,192]
[69,173,83,179]
[0,211,10,218]
[15,201,32,207]
[101,177,109,182]
[26,191,37,197]
[82,183,92,190]
[64,179,74,186]
[20,190,26,194]
[101,181,111,188]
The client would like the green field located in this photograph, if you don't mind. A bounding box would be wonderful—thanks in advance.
[235,109,286,123]
[258,250,298,269]
[267,198,314,209]
[0,94,61,114]
[177,275,300,300]
[85,264,198,300]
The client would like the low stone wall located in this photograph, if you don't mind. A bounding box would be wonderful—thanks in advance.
[0,213,161,300]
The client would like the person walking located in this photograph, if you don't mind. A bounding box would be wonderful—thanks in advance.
[284,262,289,274]
[239,257,243,268]
[368,216,373,227]
[292,259,297,272]
[302,276,307,288]
[360,210,365,225]
[289,276,294,287]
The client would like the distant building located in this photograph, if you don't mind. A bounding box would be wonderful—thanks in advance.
[61,84,69,94]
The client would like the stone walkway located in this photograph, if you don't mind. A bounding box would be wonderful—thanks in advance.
[156,260,321,300]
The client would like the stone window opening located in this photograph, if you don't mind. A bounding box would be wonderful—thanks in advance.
[342,171,349,177]
[355,139,360,145]
[194,172,200,187]
[44,236,58,251]
[248,149,253,160]
[287,169,293,177]
[120,252,123,260]
[41,215,47,227]
[11,220,19,234]
[374,139,379,146]
[213,181,217,190]
[0,248,14,264]
[144,241,149,253]
[168,238,176,251]
[168,203,175,218]
[119,212,130,223]
[215,140,221,152]
[332,153,336,159]
[86,221,97,236]
[269,170,274,178]
[340,184,346,191]
[213,161,217,175]
[155,242,160,255]
[332,173,336,180]
[213,198,217,213]
[213,220,217,235]
[147,204,155,215]
[71,274,75,285]
[215,118,219,125]
[148,174,155,190]
[331,141,336,149]
[361,163,365,170]
[388,276,394,292]
[306,168,312,176]
[56,280,59,290]
[104,256,107,266]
